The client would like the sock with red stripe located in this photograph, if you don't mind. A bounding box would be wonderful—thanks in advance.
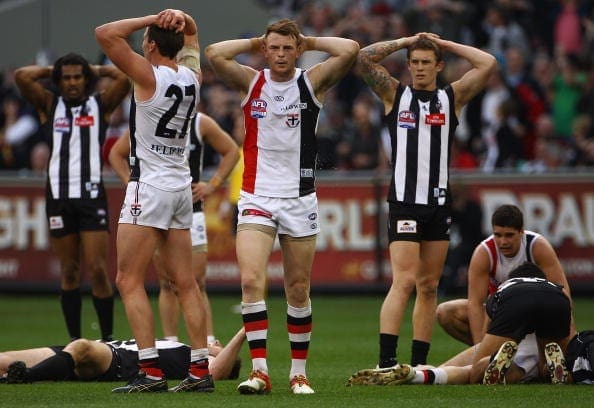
[242,300,268,373]
[411,368,448,384]
[189,348,210,379]
[138,348,164,379]
[287,301,312,378]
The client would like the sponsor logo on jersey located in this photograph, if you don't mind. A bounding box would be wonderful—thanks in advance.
[425,113,445,126]
[433,187,447,198]
[49,216,64,230]
[250,99,267,118]
[274,95,284,101]
[75,115,95,127]
[300,168,314,178]
[398,111,416,129]
[85,182,99,192]
[308,212,317,221]
[286,113,300,128]
[280,102,307,112]
[54,117,71,133]
[396,220,417,233]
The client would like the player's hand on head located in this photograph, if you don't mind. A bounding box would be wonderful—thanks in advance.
[157,9,185,32]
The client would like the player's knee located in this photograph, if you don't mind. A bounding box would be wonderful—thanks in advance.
[66,338,92,359]
[436,303,449,326]
[416,279,439,297]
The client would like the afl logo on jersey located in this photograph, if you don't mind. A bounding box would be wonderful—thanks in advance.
[54,117,71,133]
[398,111,416,129]
[250,99,267,119]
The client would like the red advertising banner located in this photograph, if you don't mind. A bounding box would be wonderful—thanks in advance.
[1,173,593,291]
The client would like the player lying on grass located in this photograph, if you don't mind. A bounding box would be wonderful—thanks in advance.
[0,328,245,384]
[347,263,573,385]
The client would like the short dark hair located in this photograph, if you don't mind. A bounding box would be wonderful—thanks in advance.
[407,37,442,62]
[265,18,302,46]
[52,53,97,95]
[508,262,546,280]
[147,25,184,59]
[228,357,242,380]
[491,204,523,230]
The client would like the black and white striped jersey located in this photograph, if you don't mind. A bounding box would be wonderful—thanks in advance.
[385,84,458,206]
[45,94,107,199]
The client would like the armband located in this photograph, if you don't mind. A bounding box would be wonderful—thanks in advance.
[176,46,201,73]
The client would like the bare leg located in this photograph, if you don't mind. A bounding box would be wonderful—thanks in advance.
[436,299,473,346]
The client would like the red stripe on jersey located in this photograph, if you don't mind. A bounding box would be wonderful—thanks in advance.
[242,72,266,194]
[422,370,429,384]
[245,319,268,332]
[291,349,309,359]
[485,238,498,294]
[249,347,267,359]
[287,323,312,334]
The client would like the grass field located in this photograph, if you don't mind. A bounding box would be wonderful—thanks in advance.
[1,293,594,407]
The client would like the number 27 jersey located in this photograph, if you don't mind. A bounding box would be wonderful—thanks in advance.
[130,65,199,191]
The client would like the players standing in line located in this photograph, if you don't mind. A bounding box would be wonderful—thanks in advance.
[109,113,239,344]
[14,54,130,342]
[206,19,359,394]
[96,9,213,393]
[357,33,496,368]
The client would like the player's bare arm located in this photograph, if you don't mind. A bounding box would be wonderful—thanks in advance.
[93,65,131,117]
[467,246,491,344]
[193,115,239,201]
[108,130,131,185]
[437,38,497,114]
[357,36,416,113]
[13,65,54,123]
[95,15,159,99]
[205,38,260,97]
[304,36,358,101]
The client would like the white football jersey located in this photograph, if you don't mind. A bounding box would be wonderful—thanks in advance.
[130,65,199,191]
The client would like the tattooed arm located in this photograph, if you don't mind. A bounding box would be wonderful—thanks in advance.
[357,35,419,114]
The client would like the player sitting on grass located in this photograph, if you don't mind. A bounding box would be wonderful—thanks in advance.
[347,263,572,386]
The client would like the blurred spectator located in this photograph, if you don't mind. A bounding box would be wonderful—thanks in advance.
[479,69,511,171]
[450,137,479,170]
[503,46,547,160]
[440,182,484,295]
[551,50,587,139]
[554,0,584,55]
[520,113,573,172]
[494,98,524,169]
[0,92,40,170]
[297,2,335,69]
[572,114,594,166]
[29,141,50,175]
[482,3,530,62]
[336,97,384,171]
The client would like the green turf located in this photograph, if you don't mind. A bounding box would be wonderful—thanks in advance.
[1,293,594,407]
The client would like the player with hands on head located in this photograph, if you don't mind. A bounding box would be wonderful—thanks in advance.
[14,50,130,343]
[206,19,359,395]
[357,31,496,369]
[96,8,213,393]
[109,112,239,345]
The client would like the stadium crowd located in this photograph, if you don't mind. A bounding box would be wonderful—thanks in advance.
[1,0,594,175]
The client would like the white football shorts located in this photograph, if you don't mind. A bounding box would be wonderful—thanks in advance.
[237,190,320,237]
[119,181,193,230]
